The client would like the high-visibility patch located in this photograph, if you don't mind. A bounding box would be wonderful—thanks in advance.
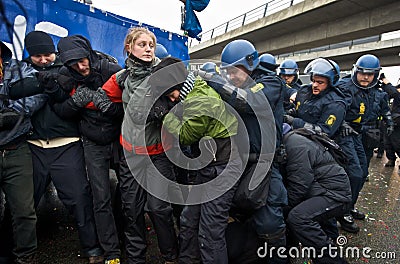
[250,83,264,93]
[353,116,361,123]
[359,102,365,115]
[325,115,337,126]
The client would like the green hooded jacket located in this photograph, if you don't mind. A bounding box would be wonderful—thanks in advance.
[163,78,238,146]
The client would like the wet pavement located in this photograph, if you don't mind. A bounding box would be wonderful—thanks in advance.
[338,154,400,264]
[6,153,399,263]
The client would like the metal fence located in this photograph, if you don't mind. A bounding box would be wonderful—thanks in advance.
[189,0,304,47]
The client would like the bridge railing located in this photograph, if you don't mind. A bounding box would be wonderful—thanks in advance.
[189,0,304,48]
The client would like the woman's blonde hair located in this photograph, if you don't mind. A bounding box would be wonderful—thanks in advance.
[124,27,157,56]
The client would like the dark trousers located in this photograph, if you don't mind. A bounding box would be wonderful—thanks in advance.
[287,196,349,261]
[384,126,400,161]
[82,137,121,260]
[119,152,179,264]
[336,134,368,207]
[251,165,288,264]
[179,155,242,264]
[29,141,101,257]
[0,142,37,260]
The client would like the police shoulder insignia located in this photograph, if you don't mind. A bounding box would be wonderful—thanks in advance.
[325,115,337,126]
[250,83,264,93]
[352,116,361,123]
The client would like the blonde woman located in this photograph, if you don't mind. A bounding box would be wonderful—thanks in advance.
[102,27,179,263]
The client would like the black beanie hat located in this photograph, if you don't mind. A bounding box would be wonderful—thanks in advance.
[148,57,189,97]
[24,31,55,56]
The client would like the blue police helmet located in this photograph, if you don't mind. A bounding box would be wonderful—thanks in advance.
[278,59,299,76]
[304,58,340,87]
[155,43,169,59]
[258,53,279,71]
[200,62,218,74]
[220,39,259,71]
[351,54,381,89]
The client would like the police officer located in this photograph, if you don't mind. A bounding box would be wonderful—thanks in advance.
[255,53,294,116]
[200,61,218,73]
[278,59,302,91]
[360,86,393,170]
[379,74,400,168]
[279,59,301,113]
[336,54,391,233]
[155,43,170,59]
[202,39,288,263]
[284,58,346,138]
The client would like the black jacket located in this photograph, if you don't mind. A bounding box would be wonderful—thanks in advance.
[9,56,81,140]
[52,35,123,145]
[283,131,351,208]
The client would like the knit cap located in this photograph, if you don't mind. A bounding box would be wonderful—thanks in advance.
[24,31,55,56]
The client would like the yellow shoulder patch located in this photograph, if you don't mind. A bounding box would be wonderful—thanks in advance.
[353,116,361,123]
[325,115,337,126]
[250,83,264,93]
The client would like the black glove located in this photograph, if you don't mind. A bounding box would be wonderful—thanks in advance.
[340,122,358,137]
[285,104,297,116]
[71,86,94,107]
[148,103,169,122]
[283,114,295,125]
[387,124,394,137]
[92,88,112,112]
[379,72,386,81]
[0,110,21,130]
[57,75,76,92]
[37,72,59,93]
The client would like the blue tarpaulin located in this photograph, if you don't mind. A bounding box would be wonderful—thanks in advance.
[0,0,189,65]
[181,0,210,41]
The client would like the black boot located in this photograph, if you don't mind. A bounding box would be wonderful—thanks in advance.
[351,209,365,220]
[385,160,396,167]
[338,215,359,233]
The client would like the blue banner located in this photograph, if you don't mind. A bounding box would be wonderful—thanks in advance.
[1,0,189,65]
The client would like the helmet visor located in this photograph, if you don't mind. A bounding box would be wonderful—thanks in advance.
[304,58,336,77]
[279,68,298,75]
[354,65,380,74]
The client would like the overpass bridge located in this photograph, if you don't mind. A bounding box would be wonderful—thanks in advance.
[188,0,400,70]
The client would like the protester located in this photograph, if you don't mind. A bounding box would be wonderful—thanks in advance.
[104,27,179,264]
[53,34,123,264]
[0,40,41,264]
[283,124,351,264]
[155,57,242,264]
[8,31,104,264]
